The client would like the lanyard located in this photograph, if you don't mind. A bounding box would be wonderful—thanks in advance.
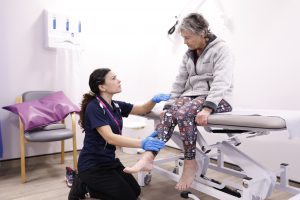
[96,96,122,134]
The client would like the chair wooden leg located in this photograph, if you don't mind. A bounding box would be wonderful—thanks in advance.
[19,121,26,183]
[61,140,65,164]
[72,138,78,171]
[20,143,26,183]
[71,113,78,171]
[17,96,26,183]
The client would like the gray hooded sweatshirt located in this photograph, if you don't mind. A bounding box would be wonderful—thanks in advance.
[166,37,234,112]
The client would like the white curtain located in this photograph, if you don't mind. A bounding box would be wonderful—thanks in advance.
[55,45,82,106]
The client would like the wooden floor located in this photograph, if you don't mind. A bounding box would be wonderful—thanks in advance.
[0,147,298,200]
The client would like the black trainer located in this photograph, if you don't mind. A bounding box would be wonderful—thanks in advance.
[68,174,88,200]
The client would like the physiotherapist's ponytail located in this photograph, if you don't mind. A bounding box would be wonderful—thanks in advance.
[78,68,111,131]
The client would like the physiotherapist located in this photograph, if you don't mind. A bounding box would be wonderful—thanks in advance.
[69,68,170,200]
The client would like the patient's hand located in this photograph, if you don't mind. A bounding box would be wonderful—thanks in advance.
[195,108,212,126]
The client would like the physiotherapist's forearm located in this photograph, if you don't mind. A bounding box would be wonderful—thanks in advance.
[140,100,156,114]
[104,132,142,148]
[97,126,142,148]
[130,100,156,115]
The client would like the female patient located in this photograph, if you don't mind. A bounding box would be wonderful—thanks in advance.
[124,13,234,191]
[69,68,169,200]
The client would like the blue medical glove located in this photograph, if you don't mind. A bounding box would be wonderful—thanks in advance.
[151,94,171,103]
[148,130,159,137]
[141,131,165,151]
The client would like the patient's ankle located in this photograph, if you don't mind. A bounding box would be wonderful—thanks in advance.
[123,151,155,173]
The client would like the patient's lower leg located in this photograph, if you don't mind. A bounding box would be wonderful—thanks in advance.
[124,107,178,174]
[175,159,198,191]
[173,98,204,190]
[123,151,155,173]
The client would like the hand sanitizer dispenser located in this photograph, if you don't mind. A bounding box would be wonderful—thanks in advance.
[44,10,83,49]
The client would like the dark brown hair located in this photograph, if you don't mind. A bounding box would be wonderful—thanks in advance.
[78,68,111,130]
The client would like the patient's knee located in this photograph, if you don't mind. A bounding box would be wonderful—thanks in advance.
[163,109,177,121]
[175,109,194,122]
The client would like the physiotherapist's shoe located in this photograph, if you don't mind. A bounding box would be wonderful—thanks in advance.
[68,174,87,200]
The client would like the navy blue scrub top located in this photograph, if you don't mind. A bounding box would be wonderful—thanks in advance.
[78,95,133,173]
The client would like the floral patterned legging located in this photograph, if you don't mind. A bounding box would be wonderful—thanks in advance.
[156,96,232,160]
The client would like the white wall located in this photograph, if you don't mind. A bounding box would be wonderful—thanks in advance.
[216,0,300,183]
[1,0,300,182]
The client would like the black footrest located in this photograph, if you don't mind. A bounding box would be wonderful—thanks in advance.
[211,129,249,134]
[180,191,192,199]
[211,179,242,198]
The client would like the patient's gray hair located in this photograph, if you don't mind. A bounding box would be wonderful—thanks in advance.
[179,13,210,35]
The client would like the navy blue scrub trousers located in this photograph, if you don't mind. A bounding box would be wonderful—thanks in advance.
[79,158,141,200]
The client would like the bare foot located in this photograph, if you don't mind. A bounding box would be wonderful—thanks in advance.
[123,151,155,174]
[175,159,198,191]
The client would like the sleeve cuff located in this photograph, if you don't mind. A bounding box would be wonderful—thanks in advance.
[203,101,217,113]
[163,104,172,110]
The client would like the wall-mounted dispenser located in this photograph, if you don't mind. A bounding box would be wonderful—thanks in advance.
[44,10,83,49]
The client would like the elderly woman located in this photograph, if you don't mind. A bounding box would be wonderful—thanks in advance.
[124,13,234,191]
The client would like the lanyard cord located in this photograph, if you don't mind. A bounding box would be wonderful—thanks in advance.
[96,96,122,134]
